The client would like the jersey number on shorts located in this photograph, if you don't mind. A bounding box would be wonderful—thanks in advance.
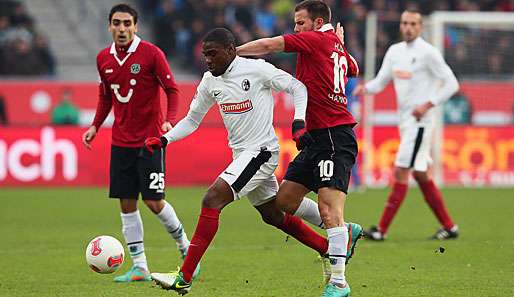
[149,172,165,192]
[318,160,334,178]
[330,52,348,94]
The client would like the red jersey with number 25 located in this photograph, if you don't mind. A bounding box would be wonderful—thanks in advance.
[283,24,359,130]
[93,36,179,147]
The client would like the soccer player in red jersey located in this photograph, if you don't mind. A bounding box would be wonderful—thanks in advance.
[81,4,197,283]
[237,1,361,296]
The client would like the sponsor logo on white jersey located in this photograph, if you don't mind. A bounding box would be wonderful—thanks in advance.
[220,99,253,114]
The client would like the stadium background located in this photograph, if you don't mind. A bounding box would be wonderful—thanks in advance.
[1,0,514,188]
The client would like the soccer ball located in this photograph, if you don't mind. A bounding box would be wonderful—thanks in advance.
[85,235,125,274]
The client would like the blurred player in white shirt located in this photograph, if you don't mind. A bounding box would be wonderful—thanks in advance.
[353,10,459,241]
[146,28,331,294]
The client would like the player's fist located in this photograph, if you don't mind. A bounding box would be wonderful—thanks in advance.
[82,126,97,150]
[292,119,314,150]
[144,136,168,154]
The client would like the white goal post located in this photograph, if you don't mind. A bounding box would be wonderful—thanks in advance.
[362,11,514,187]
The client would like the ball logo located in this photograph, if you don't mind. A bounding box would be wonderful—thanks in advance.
[91,238,102,256]
[107,254,124,268]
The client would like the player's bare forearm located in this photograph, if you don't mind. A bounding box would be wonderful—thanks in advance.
[236,36,285,56]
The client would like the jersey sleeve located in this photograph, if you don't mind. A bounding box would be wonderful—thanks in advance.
[153,46,180,124]
[258,59,293,91]
[91,58,113,130]
[258,60,307,120]
[344,46,360,77]
[426,49,459,105]
[283,31,319,54]
[162,78,215,143]
[365,46,394,94]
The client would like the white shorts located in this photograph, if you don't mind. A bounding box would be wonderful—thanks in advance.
[219,149,279,207]
[395,125,433,171]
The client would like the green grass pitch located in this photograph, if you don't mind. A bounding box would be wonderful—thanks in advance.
[1,187,513,297]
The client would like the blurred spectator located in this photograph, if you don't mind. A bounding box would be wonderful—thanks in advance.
[3,37,45,75]
[444,92,472,124]
[145,0,514,76]
[0,94,8,125]
[0,1,55,77]
[51,89,79,125]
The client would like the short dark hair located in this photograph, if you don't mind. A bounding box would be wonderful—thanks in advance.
[109,3,138,24]
[295,0,331,24]
[203,28,235,48]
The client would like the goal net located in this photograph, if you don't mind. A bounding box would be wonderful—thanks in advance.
[360,11,514,187]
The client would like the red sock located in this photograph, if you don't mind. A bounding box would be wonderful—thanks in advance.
[279,213,328,255]
[181,207,220,282]
[419,180,454,230]
[378,182,408,234]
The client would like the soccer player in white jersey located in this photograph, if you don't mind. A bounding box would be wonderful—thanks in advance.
[353,10,460,241]
[145,28,333,295]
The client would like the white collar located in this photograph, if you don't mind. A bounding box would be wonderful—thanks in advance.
[109,35,141,55]
[109,35,141,66]
[317,24,334,32]
[406,36,423,47]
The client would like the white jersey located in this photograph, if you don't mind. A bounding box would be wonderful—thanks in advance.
[163,56,307,152]
[365,37,459,128]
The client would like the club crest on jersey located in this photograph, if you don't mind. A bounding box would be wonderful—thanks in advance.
[241,79,250,91]
[130,63,140,74]
[220,99,253,114]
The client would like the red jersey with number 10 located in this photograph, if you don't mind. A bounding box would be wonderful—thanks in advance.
[283,24,359,130]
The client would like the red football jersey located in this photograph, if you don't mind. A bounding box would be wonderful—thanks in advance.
[93,36,179,147]
[283,24,359,130]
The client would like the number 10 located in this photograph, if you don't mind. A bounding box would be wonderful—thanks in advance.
[331,52,348,94]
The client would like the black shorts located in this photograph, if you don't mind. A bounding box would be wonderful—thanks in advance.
[284,124,358,194]
[109,145,166,200]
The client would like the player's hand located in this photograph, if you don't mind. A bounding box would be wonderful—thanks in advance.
[144,136,168,154]
[292,119,314,150]
[352,84,367,97]
[82,126,97,150]
[412,102,434,121]
[336,22,345,44]
[161,121,173,132]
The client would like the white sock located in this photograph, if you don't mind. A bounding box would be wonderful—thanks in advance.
[327,226,348,286]
[156,200,190,252]
[294,197,325,229]
[121,210,148,271]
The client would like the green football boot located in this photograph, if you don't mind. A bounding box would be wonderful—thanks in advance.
[151,271,192,295]
[321,283,351,297]
[113,266,151,282]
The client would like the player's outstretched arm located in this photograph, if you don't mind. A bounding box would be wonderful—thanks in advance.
[145,84,214,154]
[236,36,285,56]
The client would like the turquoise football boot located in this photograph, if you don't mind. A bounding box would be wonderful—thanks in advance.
[346,222,363,264]
[321,283,351,297]
[113,266,151,282]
